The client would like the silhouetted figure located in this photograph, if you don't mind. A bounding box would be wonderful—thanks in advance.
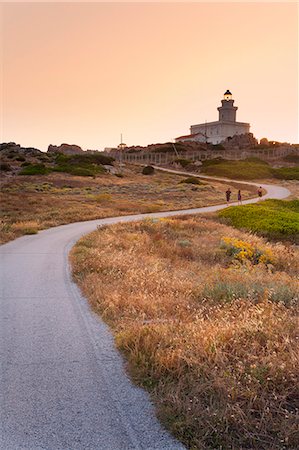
[258,186,263,199]
[238,189,242,205]
[226,188,232,205]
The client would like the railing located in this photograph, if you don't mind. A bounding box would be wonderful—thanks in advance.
[108,146,298,165]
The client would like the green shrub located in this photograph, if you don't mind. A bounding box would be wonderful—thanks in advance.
[19,164,51,175]
[201,160,273,179]
[21,161,31,167]
[15,155,26,162]
[53,153,108,176]
[174,158,191,168]
[274,167,299,180]
[0,163,11,171]
[202,157,225,166]
[53,163,105,177]
[68,167,95,177]
[179,177,203,185]
[201,158,299,180]
[55,152,114,166]
[202,280,297,306]
[283,154,299,163]
[244,157,269,165]
[219,200,299,242]
[23,228,38,235]
[142,165,155,175]
[212,143,225,150]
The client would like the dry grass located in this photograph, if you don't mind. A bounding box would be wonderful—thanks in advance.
[71,217,299,449]
[0,167,256,244]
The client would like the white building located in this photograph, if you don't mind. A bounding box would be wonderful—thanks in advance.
[176,90,250,145]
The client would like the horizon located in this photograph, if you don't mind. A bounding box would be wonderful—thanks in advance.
[1,2,298,151]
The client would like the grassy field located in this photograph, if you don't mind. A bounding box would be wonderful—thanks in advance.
[200,158,299,180]
[71,216,299,449]
[218,200,299,243]
[0,166,256,244]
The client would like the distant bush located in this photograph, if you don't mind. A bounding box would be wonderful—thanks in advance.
[142,165,155,175]
[179,177,203,185]
[174,158,191,168]
[201,158,299,180]
[12,221,39,235]
[0,163,11,171]
[19,164,51,175]
[202,159,274,179]
[21,161,31,167]
[15,155,26,162]
[202,157,225,166]
[219,200,299,242]
[244,157,269,165]
[115,173,124,178]
[283,154,299,163]
[53,153,109,176]
[212,143,225,150]
[38,154,51,162]
[274,167,299,180]
[55,152,114,166]
[94,193,112,203]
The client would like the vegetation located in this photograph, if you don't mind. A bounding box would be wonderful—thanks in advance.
[201,158,299,180]
[274,167,299,180]
[174,158,192,168]
[142,165,155,175]
[179,177,203,185]
[1,167,250,243]
[0,163,11,172]
[219,200,299,242]
[54,152,114,166]
[201,158,273,179]
[53,153,112,177]
[283,154,299,163]
[19,163,52,175]
[71,216,299,450]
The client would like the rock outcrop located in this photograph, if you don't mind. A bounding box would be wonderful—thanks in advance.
[0,142,43,156]
[222,133,258,150]
[48,143,84,155]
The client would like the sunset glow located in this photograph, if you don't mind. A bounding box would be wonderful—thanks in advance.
[1,2,298,150]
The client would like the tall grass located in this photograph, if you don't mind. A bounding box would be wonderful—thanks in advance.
[71,216,299,449]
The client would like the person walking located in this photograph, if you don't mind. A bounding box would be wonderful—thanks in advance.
[225,188,232,205]
[258,186,263,199]
[238,189,242,205]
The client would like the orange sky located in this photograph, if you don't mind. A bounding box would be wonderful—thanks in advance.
[1,2,298,151]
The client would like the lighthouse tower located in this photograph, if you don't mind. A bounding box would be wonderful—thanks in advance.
[175,89,251,145]
[217,90,238,122]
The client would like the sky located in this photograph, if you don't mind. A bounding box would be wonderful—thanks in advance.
[1,2,298,151]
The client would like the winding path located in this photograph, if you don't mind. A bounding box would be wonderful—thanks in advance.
[0,171,290,450]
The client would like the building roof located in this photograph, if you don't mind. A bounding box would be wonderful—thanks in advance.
[224,89,232,95]
[191,120,250,128]
[175,131,206,140]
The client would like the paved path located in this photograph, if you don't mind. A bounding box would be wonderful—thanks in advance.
[0,172,290,450]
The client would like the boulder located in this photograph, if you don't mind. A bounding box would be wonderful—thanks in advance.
[48,143,84,155]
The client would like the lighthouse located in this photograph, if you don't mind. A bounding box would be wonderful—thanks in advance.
[175,90,250,145]
[217,90,238,122]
